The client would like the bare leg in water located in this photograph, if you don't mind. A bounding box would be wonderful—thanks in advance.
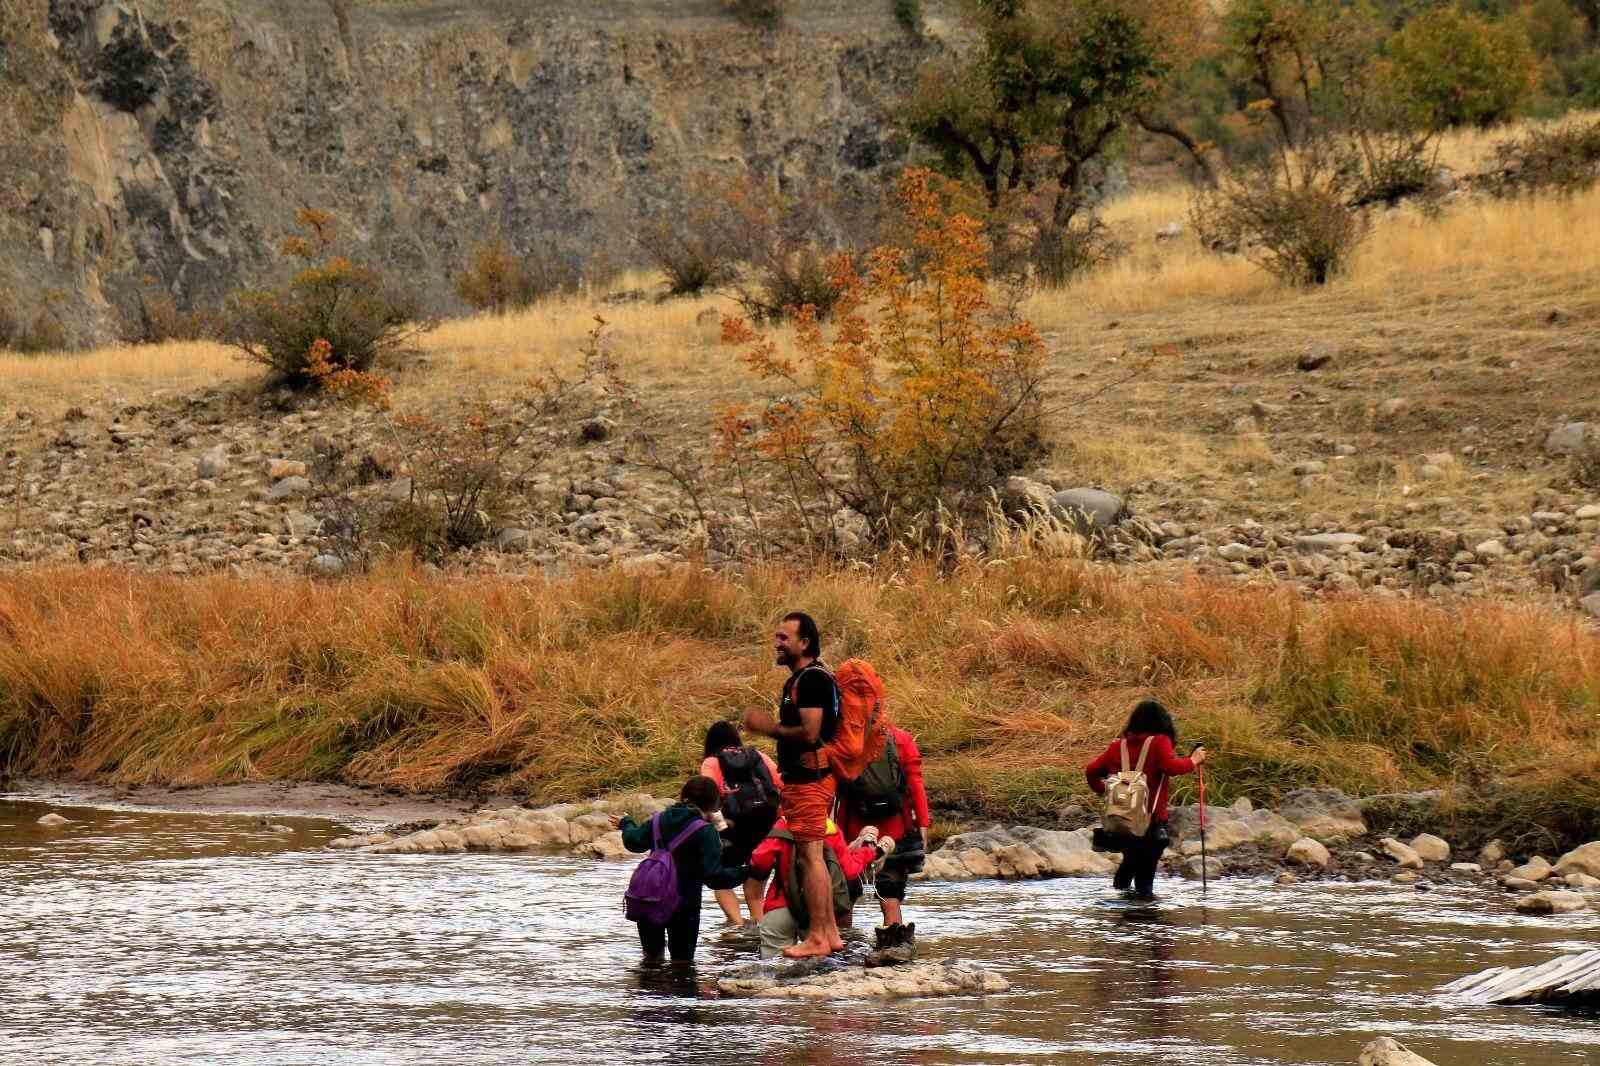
[743,877,766,923]
[713,888,745,925]
[782,839,843,957]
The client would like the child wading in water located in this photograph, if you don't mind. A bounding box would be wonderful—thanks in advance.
[613,776,746,964]
[1085,700,1208,901]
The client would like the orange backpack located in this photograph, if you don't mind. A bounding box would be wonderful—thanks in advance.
[825,658,891,783]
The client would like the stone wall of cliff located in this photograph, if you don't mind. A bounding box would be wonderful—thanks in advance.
[1,0,929,344]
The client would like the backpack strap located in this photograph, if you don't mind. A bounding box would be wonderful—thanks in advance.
[664,817,707,852]
[651,813,662,850]
[1119,739,1132,774]
[1132,736,1154,775]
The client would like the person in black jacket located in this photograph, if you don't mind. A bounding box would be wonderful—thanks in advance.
[612,776,746,964]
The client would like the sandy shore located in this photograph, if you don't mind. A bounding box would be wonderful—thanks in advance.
[5,778,482,826]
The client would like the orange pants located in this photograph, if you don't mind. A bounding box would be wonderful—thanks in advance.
[780,776,836,842]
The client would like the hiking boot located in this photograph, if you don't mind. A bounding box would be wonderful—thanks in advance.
[863,922,916,968]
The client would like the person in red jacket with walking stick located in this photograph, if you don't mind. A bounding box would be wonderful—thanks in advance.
[1085,700,1207,901]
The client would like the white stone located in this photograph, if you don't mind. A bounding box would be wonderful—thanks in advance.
[1516,890,1588,915]
[1285,837,1331,868]
[1359,1036,1439,1066]
[1554,841,1600,879]
[36,813,71,827]
[1408,834,1451,863]
[1508,856,1553,882]
[1380,837,1424,870]
[1450,862,1482,874]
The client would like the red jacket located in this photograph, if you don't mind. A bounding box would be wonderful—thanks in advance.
[1085,732,1195,824]
[746,819,878,914]
[839,727,932,846]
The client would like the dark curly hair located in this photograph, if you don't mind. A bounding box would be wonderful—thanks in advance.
[1123,699,1178,743]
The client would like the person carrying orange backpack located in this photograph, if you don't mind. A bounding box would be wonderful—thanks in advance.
[743,611,845,958]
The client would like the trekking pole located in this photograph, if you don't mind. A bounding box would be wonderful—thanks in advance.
[1196,763,1209,896]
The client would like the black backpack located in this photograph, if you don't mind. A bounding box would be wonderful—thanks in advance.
[845,731,907,820]
[717,746,780,828]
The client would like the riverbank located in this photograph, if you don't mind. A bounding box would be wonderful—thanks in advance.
[3,559,1599,847]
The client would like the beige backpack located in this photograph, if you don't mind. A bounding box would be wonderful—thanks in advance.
[1102,737,1156,838]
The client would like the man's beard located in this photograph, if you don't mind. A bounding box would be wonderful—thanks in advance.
[775,648,795,667]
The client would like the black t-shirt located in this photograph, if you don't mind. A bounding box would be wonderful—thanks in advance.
[777,664,838,777]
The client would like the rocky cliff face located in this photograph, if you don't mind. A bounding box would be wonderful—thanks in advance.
[1,0,926,343]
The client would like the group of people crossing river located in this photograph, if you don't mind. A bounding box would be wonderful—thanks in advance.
[610,610,1207,967]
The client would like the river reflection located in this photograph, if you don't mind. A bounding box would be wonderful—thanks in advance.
[3,796,1599,1065]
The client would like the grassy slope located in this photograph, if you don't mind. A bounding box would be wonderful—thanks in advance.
[2,558,1597,846]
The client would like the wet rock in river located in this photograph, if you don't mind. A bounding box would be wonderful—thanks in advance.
[36,812,72,826]
[1554,841,1600,879]
[1358,1036,1439,1066]
[717,958,1009,999]
[1507,856,1553,882]
[1516,890,1588,915]
[919,825,1116,881]
[342,793,668,857]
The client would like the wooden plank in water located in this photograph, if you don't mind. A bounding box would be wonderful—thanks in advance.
[1442,950,1600,1006]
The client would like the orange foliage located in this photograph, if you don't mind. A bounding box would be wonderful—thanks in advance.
[720,168,1048,542]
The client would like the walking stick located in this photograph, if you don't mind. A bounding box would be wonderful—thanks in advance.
[1197,762,1209,896]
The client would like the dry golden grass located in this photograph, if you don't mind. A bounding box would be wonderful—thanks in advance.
[2,557,1598,843]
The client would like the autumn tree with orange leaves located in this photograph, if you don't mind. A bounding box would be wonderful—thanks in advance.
[719,168,1048,548]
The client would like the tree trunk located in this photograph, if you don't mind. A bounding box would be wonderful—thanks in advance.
[1136,112,1218,186]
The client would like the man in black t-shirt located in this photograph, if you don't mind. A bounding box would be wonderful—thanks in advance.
[743,611,844,958]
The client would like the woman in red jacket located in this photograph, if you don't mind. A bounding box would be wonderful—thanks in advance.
[1085,700,1208,901]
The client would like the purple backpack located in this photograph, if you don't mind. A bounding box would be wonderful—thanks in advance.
[624,814,706,924]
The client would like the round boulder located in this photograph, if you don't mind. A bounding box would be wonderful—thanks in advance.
[1049,488,1128,533]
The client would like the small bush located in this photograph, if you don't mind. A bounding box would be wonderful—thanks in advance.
[1571,428,1600,491]
[1191,141,1371,287]
[0,301,67,353]
[893,0,921,33]
[123,289,218,344]
[1484,118,1600,197]
[222,209,434,388]
[718,174,852,322]
[454,239,582,314]
[1026,215,1123,289]
[724,0,784,23]
[635,192,741,297]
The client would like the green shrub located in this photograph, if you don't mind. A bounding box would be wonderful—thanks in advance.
[1386,9,1538,128]
[222,209,434,388]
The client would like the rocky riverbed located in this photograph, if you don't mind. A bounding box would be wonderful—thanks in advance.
[320,787,1600,920]
[6,383,1600,624]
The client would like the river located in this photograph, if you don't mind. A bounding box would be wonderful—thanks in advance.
[3,796,1597,1065]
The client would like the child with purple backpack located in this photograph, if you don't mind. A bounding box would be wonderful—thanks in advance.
[611,776,746,964]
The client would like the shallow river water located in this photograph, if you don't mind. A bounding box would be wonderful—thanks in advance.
[3,796,1598,1065]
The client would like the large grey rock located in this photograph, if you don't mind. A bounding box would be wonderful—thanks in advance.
[1000,476,1056,515]
[267,476,312,501]
[197,446,229,479]
[1545,422,1592,457]
[922,825,1114,881]
[308,554,346,577]
[1049,488,1127,533]
[1277,788,1367,841]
